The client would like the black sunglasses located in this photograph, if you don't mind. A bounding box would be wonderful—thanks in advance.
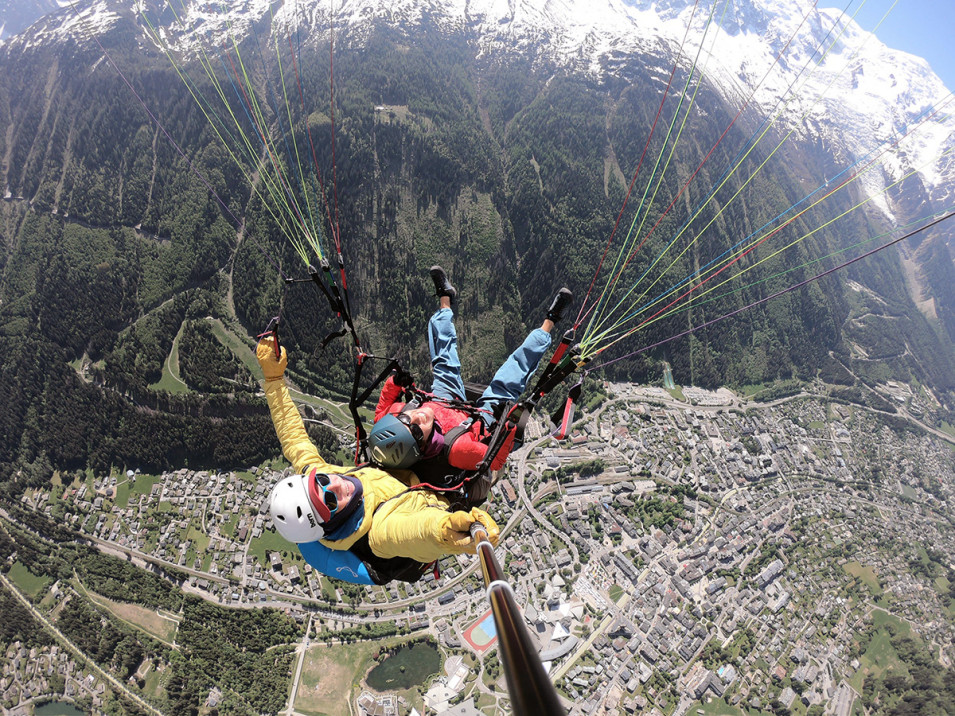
[395,412,425,448]
[313,472,338,513]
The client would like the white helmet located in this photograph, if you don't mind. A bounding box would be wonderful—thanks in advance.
[269,474,326,543]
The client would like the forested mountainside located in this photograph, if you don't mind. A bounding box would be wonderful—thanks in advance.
[1,3,954,486]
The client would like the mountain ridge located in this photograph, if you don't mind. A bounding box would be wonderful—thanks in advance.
[8,1,951,235]
[1,0,954,481]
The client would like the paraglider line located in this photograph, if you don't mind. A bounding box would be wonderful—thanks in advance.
[573,0,703,328]
[590,210,955,369]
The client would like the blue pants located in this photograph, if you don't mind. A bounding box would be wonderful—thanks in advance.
[428,308,552,424]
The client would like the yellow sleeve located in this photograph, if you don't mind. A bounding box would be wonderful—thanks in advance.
[263,378,328,474]
[367,501,500,563]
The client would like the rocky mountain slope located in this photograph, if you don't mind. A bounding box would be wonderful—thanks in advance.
[1,0,954,479]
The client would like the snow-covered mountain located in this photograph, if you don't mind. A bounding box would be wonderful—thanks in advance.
[0,0,66,40]
[11,0,951,222]
[3,0,955,340]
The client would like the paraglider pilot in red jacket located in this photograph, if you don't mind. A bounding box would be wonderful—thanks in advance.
[368,266,572,486]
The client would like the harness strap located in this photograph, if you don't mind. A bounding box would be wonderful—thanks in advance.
[350,356,401,464]
[441,416,477,456]
[405,387,492,419]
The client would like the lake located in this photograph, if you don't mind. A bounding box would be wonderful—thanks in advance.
[366,641,441,691]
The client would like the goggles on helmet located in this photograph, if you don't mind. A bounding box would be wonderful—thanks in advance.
[313,472,338,516]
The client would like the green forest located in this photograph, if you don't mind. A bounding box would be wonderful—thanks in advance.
[0,10,954,492]
[0,507,303,714]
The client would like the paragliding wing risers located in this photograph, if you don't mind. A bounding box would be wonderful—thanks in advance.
[529,351,589,412]
[529,329,575,402]
[549,380,583,440]
[349,355,401,464]
[475,402,523,473]
[307,264,350,349]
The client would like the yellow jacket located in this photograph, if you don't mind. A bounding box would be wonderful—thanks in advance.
[262,377,499,563]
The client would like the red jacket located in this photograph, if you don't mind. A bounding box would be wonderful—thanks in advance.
[374,377,515,472]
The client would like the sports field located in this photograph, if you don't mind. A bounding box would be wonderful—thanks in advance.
[463,608,498,652]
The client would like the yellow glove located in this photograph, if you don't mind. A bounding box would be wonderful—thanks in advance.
[256,337,288,382]
[441,508,500,553]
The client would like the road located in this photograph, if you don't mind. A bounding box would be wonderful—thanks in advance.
[0,572,164,716]
[282,614,313,716]
[513,434,580,564]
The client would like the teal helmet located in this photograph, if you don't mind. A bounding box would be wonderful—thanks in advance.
[369,413,422,468]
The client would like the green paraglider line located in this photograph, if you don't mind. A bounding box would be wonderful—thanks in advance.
[591,133,955,352]
[585,101,955,354]
[573,0,705,329]
[579,0,825,334]
[139,7,317,265]
[590,209,955,369]
[651,203,955,325]
[287,28,339,256]
[588,0,723,337]
[63,0,291,283]
[615,95,952,338]
[584,0,893,353]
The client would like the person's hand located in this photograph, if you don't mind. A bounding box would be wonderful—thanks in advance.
[256,336,288,381]
[394,368,415,389]
[442,508,500,552]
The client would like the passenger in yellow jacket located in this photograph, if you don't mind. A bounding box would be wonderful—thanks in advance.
[256,337,500,585]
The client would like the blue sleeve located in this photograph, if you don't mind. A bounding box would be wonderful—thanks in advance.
[298,541,376,585]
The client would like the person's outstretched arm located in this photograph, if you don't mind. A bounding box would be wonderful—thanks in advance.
[256,337,328,474]
[368,502,500,563]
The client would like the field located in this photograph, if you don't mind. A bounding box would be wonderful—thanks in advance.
[295,638,434,716]
[113,478,131,508]
[608,583,625,603]
[935,576,955,616]
[295,641,380,716]
[475,692,497,713]
[127,474,161,502]
[691,697,773,715]
[900,484,919,501]
[235,470,258,485]
[219,512,240,539]
[8,561,51,599]
[248,527,305,571]
[149,322,190,393]
[843,561,883,596]
[666,386,687,401]
[77,581,180,646]
[320,577,339,602]
[208,318,259,375]
[142,661,168,701]
[186,523,210,553]
[848,610,911,693]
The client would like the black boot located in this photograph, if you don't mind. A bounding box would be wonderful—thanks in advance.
[546,287,573,323]
[430,266,457,303]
